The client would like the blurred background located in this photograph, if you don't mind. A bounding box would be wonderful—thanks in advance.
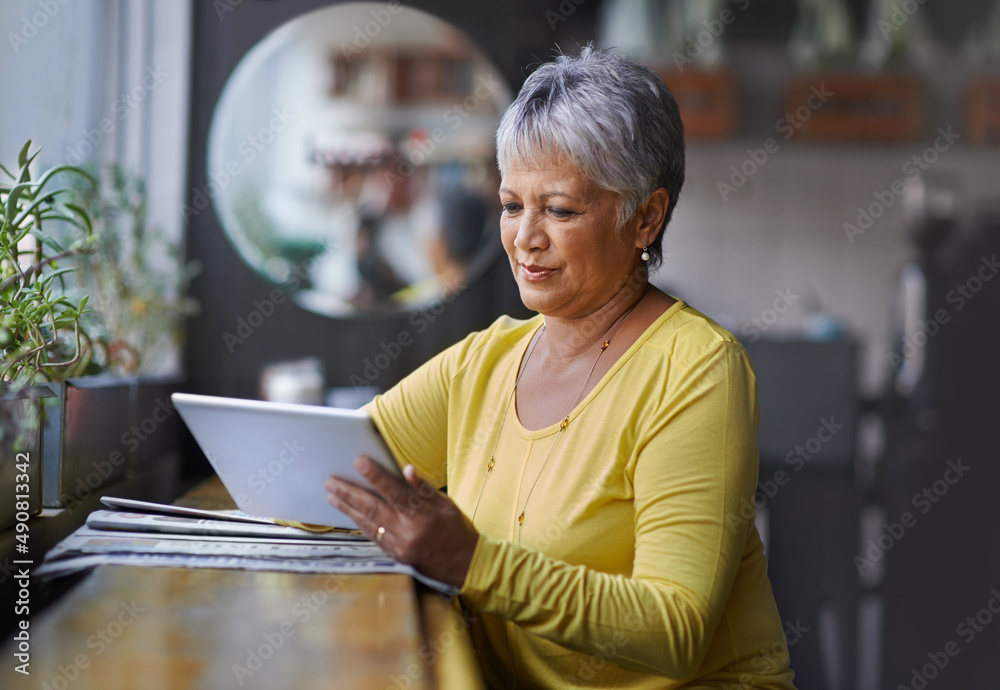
[1,0,998,688]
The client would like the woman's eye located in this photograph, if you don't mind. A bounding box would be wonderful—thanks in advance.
[549,207,575,219]
[501,203,521,214]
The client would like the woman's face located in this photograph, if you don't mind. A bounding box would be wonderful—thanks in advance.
[499,153,641,319]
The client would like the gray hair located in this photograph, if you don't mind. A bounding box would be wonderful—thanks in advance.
[496,45,685,269]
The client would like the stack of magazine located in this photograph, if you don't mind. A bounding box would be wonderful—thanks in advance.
[36,497,457,595]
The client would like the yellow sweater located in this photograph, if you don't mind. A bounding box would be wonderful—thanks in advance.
[366,300,796,689]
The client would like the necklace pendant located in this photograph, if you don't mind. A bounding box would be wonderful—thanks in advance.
[487,458,495,471]
[559,417,569,431]
[517,512,524,526]
[601,340,610,351]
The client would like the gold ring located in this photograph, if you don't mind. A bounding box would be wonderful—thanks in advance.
[376,525,386,543]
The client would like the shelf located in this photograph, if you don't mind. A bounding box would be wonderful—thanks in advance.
[658,69,737,140]
[967,77,1000,144]
[784,72,925,141]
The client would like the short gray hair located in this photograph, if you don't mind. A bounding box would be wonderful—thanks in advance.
[496,45,685,269]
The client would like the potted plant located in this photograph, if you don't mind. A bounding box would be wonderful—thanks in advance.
[67,163,200,378]
[34,161,201,510]
[1,140,96,526]
[3,142,198,515]
[65,163,199,477]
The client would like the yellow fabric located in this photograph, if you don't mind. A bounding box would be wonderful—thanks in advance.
[366,300,796,689]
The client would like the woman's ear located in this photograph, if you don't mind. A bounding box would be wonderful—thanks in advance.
[635,188,670,248]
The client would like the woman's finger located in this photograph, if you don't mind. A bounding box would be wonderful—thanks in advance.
[327,489,398,552]
[403,464,441,507]
[327,477,389,534]
[354,456,417,512]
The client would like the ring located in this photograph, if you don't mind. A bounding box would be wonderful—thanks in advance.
[376,525,386,543]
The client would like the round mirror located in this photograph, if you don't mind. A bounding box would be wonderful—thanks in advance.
[208,3,511,316]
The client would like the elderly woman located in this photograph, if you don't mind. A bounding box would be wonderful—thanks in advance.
[327,47,796,689]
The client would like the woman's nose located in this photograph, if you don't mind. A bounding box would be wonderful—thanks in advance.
[513,212,548,252]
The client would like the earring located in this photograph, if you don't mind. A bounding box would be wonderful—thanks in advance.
[641,244,650,262]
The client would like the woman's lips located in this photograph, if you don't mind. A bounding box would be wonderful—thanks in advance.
[519,264,556,282]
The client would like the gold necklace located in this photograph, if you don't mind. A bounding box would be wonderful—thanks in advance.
[469,287,647,531]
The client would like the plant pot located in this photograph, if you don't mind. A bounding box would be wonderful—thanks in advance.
[783,71,925,141]
[42,375,137,509]
[0,385,52,530]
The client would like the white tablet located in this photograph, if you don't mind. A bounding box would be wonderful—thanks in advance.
[171,392,403,528]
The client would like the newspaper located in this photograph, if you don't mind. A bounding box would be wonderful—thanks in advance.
[100,496,367,535]
[86,509,370,541]
[100,496,279,525]
[45,526,384,560]
[34,553,455,593]
[36,509,460,596]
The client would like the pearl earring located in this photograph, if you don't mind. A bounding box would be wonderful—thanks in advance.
[641,244,650,262]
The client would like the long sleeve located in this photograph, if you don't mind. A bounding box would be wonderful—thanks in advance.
[458,343,765,681]
[364,305,794,688]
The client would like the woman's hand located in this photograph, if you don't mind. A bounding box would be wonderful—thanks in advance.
[325,456,479,588]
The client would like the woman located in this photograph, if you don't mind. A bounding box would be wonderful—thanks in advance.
[327,46,796,689]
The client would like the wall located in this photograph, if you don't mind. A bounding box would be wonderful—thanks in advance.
[181,0,1000,403]
[661,141,999,396]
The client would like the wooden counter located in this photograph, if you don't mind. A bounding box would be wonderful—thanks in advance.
[2,476,482,690]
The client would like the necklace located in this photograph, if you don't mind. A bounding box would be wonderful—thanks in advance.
[469,286,648,532]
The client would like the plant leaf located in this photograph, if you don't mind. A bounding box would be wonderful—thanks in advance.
[16,149,41,186]
[16,141,31,169]
[5,180,36,225]
[27,229,67,254]
[9,188,70,229]
[40,267,78,288]
[61,202,94,236]
[34,165,95,195]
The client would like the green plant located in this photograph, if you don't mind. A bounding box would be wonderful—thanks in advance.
[1,140,97,386]
[67,164,199,375]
